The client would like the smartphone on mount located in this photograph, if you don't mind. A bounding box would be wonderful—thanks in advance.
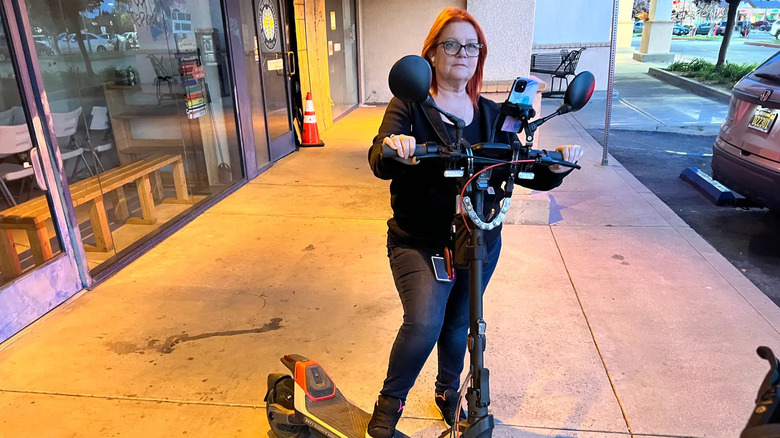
[500,77,540,133]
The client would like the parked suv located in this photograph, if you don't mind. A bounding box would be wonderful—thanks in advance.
[772,20,780,39]
[716,21,750,36]
[711,52,780,212]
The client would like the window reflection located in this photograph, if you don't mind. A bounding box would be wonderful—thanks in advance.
[23,0,243,274]
[0,24,63,282]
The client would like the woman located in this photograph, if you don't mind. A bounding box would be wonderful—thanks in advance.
[366,7,582,437]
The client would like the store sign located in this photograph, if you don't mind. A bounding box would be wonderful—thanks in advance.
[259,0,278,51]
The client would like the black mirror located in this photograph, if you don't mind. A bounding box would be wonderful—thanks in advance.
[563,71,595,112]
[388,55,432,104]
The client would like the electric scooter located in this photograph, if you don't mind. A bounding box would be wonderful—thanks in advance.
[265,55,596,438]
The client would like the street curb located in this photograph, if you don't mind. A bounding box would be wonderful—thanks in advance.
[619,124,722,135]
[745,41,780,49]
[647,67,731,104]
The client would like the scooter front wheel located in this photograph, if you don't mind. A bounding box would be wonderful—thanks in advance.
[267,376,309,438]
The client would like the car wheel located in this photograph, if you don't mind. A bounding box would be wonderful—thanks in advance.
[776,31,780,39]
[97,45,107,52]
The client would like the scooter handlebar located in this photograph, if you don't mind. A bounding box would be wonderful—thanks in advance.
[381,143,436,159]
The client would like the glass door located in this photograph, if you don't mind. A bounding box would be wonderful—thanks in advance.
[254,0,296,162]
[0,0,84,343]
[25,0,244,277]
[325,0,359,119]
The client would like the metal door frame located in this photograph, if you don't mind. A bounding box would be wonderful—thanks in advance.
[252,0,297,162]
[0,0,89,343]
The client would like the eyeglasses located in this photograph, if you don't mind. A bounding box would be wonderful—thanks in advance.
[435,40,483,57]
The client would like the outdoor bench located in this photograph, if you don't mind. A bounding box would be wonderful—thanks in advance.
[530,47,586,97]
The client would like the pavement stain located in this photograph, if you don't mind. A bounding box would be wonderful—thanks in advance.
[104,318,283,355]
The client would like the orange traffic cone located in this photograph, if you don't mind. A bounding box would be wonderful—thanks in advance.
[300,92,325,147]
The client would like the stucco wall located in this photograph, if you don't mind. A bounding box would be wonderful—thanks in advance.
[359,0,467,104]
[533,0,613,45]
[467,0,536,83]
[532,0,613,91]
[360,0,537,103]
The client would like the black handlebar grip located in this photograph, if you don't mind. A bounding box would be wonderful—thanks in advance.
[545,150,564,161]
[382,143,430,159]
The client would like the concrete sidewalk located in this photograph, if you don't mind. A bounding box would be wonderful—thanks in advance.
[2,105,779,438]
[566,50,728,135]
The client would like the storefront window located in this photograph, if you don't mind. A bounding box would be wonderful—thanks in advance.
[27,0,243,274]
[0,19,64,283]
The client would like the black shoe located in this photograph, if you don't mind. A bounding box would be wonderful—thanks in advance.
[435,390,466,427]
[367,395,404,438]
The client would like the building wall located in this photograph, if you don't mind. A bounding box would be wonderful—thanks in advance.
[532,0,614,91]
[359,0,466,104]
[296,0,334,133]
[467,0,536,87]
[359,0,538,103]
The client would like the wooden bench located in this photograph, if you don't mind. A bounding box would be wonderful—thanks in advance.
[0,154,191,279]
[530,47,586,97]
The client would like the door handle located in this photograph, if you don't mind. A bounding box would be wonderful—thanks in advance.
[30,147,47,191]
[286,51,296,76]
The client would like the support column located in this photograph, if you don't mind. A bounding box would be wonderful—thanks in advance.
[633,0,676,63]
[617,0,635,48]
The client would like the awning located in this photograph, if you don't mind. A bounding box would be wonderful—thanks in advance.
[745,0,780,9]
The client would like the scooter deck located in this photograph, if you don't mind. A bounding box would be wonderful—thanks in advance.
[304,389,409,438]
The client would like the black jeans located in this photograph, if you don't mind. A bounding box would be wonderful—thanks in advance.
[380,235,501,401]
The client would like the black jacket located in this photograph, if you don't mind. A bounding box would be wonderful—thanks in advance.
[368,95,569,262]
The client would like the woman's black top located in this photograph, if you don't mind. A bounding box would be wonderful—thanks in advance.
[368,95,570,264]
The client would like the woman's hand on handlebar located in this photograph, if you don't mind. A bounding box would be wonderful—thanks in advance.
[383,134,419,165]
[550,144,583,173]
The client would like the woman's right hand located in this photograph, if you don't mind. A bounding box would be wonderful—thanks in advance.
[382,134,418,164]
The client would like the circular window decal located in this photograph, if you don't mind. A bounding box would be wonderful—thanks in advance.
[259,0,278,51]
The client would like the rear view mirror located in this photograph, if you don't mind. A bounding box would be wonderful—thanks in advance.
[563,71,595,113]
[388,55,432,104]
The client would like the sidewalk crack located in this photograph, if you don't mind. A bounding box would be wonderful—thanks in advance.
[550,227,635,438]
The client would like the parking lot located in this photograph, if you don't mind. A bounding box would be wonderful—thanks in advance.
[632,31,779,65]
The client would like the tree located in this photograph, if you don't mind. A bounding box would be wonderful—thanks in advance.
[672,1,695,24]
[693,0,724,36]
[692,0,743,69]
[716,0,742,68]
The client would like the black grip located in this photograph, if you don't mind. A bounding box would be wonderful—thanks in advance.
[382,143,431,159]
[546,150,564,161]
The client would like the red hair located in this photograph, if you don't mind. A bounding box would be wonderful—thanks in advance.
[421,7,487,107]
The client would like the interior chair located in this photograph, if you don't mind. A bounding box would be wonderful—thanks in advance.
[85,105,114,173]
[51,107,92,180]
[148,54,178,104]
[0,106,25,126]
[0,124,36,206]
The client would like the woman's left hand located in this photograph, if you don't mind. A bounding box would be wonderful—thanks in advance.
[549,144,583,174]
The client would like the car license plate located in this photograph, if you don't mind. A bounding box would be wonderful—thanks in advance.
[747,109,778,134]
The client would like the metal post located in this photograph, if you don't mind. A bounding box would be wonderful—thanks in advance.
[603,0,620,166]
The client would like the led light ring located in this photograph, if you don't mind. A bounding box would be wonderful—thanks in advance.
[462,197,512,230]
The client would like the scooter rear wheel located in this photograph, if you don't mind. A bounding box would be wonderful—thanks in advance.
[267,376,309,438]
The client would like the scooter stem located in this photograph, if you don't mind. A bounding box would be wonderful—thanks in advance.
[462,190,495,438]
